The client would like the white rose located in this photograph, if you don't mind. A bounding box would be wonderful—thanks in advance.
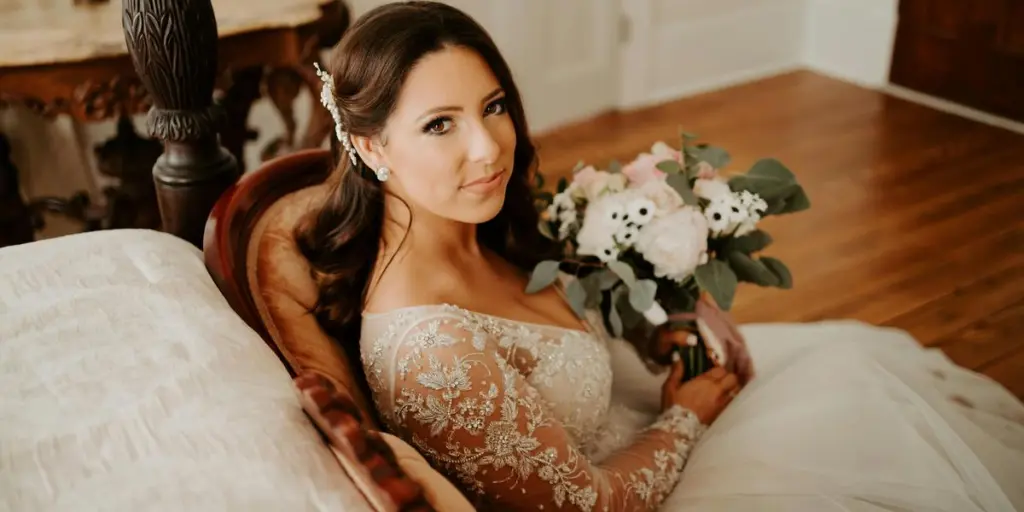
[578,170,629,201]
[637,179,684,212]
[694,178,732,201]
[635,207,709,282]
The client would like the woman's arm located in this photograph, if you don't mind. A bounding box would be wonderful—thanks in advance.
[377,311,705,511]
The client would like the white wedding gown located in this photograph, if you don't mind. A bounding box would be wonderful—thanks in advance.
[360,301,1024,511]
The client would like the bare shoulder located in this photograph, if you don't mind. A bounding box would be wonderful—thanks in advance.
[362,255,463,314]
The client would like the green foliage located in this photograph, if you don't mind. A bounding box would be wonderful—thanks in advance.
[694,259,738,311]
[526,260,560,293]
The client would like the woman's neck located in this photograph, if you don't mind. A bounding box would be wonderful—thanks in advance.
[380,194,486,268]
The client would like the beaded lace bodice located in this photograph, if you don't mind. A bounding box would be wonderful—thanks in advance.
[360,304,705,511]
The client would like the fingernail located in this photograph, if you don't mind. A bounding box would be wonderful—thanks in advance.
[671,351,681,363]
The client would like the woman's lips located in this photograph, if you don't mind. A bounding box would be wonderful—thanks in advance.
[462,170,505,193]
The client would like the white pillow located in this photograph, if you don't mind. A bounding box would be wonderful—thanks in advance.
[0,229,371,511]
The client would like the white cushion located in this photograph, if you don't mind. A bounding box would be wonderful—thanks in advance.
[0,229,371,511]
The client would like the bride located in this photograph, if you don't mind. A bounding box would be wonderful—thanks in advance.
[297,2,1024,510]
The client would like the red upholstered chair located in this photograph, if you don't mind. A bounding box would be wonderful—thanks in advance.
[202,149,476,512]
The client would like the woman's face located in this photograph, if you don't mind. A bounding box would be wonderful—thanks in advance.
[363,46,517,225]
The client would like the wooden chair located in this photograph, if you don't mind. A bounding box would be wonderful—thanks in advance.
[202,148,452,511]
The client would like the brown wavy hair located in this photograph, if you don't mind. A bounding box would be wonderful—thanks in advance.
[295,1,560,394]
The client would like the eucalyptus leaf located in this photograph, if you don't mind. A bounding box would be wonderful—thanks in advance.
[727,252,779,286]
[749,158,796,181]
[729,176,800,201]
[728,158,800,200]
[595,269,620,290]
[780,187,811,214]
[607,261,637,287]
[628,279,658,312]
[608,160,623,173]
[666,173,699,205]
[727,230,773,254]
[566,277,588,317]
[655,160,682,174]
[525,260,560,293]
[682,147,699,166]
[572,160,586,173]
[692,145,731,169]
[580,273,604,308]
[762,197,788,216]
[761,257,793,289]
[694,259,739,311]
[615,287,644,328]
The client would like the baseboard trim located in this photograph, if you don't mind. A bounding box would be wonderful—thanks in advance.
[882,85,1024,136]
[639,64,804,110]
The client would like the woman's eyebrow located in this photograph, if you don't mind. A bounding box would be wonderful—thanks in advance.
[415,87,505,121]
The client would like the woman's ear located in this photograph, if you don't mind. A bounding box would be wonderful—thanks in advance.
[349,134,385,169]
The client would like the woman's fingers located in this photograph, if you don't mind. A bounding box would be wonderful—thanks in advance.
[706,367,728,380]
[652,329,688,363]
[719,372,739,392]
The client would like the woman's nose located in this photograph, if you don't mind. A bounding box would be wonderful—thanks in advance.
[467,124,501,164]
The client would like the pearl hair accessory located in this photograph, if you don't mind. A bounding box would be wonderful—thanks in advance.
[313,63,360,168]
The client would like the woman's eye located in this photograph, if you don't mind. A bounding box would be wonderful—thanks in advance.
[424,117,453,135]
[485,98,507,116]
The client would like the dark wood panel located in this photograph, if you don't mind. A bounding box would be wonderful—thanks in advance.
[890,0,1024,122]
[533,70,1024,397]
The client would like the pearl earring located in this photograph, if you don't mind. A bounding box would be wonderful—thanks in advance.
[375,166,390,182]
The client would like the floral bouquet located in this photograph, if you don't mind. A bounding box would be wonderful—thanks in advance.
[527,132,810,381]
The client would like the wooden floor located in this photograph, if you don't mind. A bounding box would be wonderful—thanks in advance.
[534,70,1024,398]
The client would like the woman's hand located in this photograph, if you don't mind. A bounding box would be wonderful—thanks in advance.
[661,361,739,425]
[651,322,755,385]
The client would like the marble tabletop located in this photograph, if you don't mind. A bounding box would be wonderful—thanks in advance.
[0,0,330,68]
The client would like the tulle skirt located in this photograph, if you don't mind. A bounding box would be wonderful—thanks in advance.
[603,320,1024,512]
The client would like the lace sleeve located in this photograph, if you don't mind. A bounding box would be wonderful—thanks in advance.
[372,310,705,511]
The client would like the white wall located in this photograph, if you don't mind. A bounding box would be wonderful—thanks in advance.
[803,0,899,87]
[617,0,807,110]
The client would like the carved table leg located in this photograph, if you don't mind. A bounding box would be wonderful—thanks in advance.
[260,67,304,162]
[123,0,240,248]
[0,132,36,248]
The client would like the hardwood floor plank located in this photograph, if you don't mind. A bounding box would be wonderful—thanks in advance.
[532,70,1024,396]
[937,299,1024,371]
[976,346,1024,399]
[737,224,1024,324]
[882,264,1024,345]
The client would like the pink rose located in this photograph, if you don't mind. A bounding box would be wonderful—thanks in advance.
[622,141,682,186]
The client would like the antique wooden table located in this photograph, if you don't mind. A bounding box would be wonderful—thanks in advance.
[0,0,348,247]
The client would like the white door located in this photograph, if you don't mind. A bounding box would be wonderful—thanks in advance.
[493,0,622,133]
[616,0,805,109]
